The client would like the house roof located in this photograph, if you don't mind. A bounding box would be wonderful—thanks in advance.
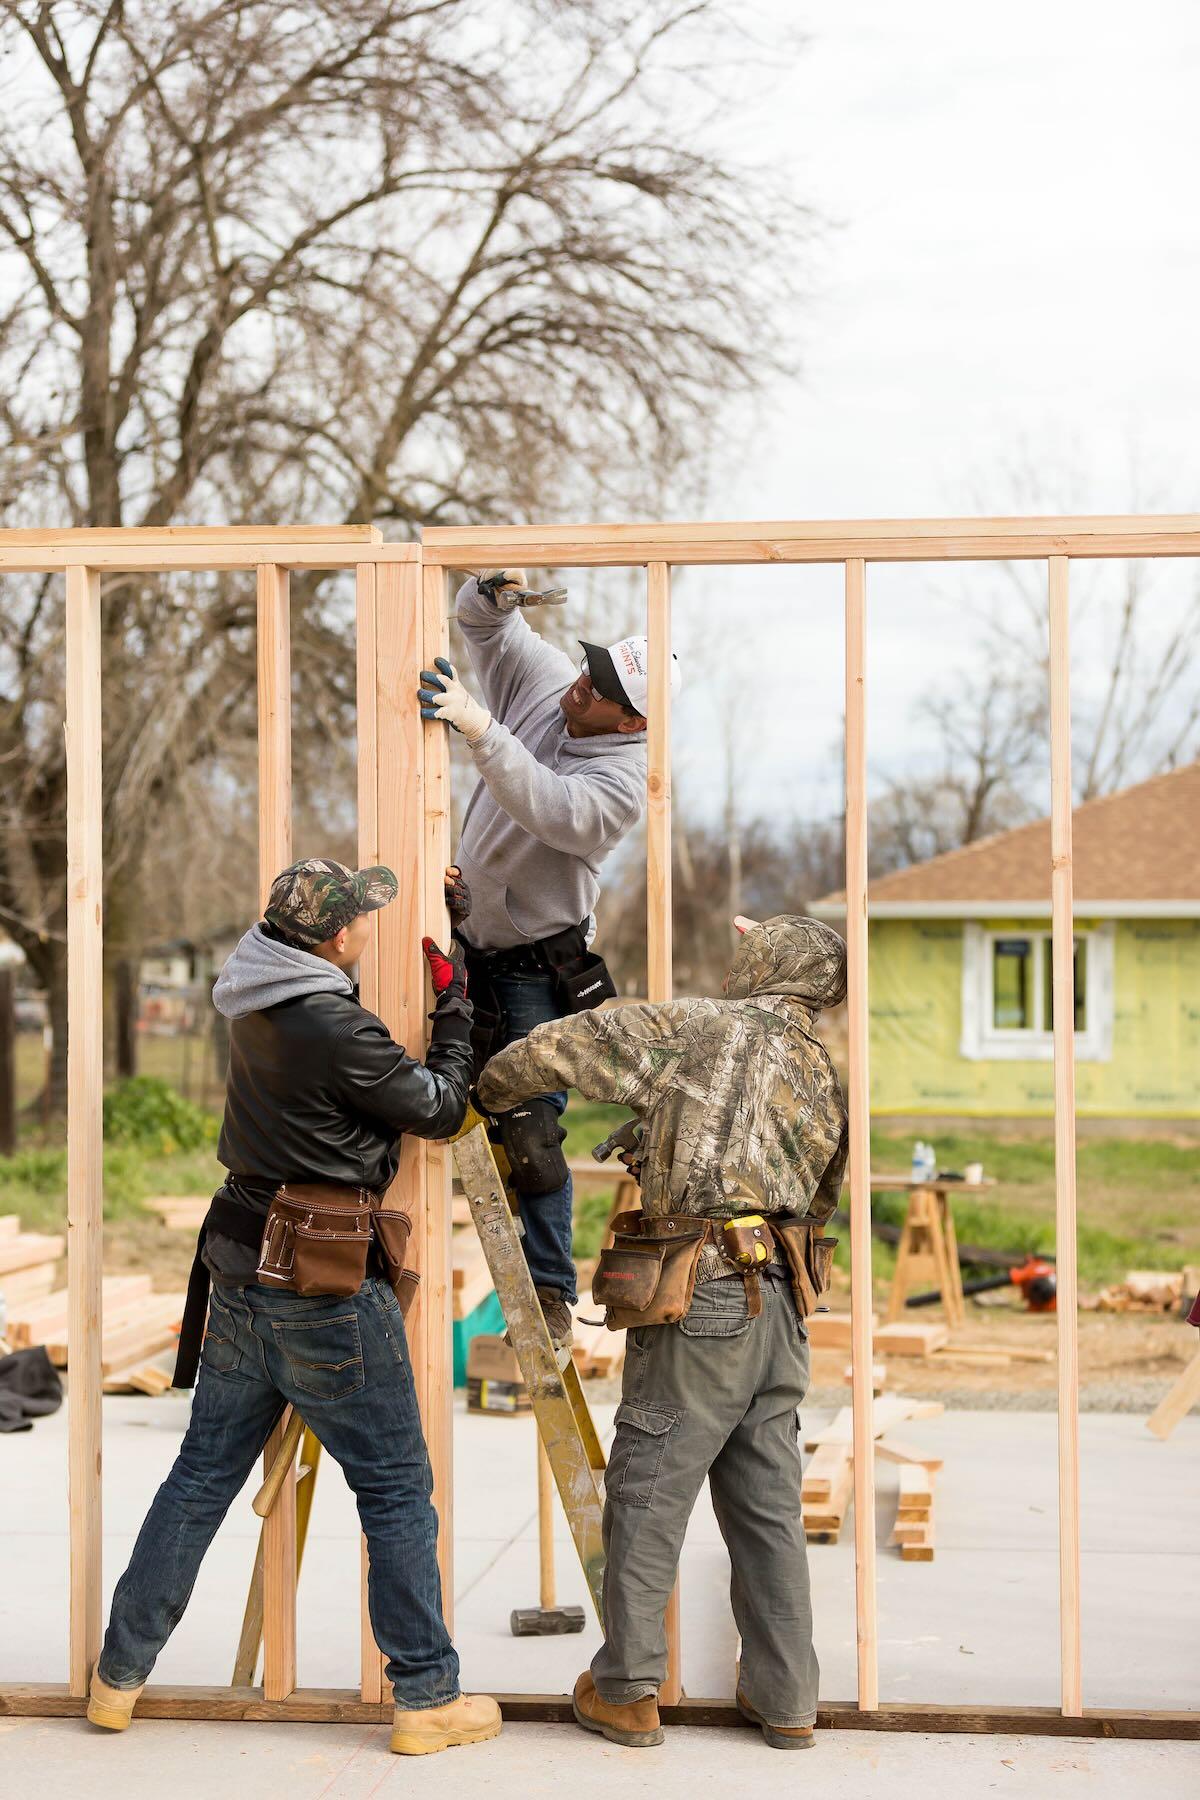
[813,761,1200,917]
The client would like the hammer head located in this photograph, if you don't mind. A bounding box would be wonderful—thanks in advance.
[510,1604,587,1637]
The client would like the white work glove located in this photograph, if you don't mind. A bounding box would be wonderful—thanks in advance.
[418,657,492,744]
[477,567,568,613]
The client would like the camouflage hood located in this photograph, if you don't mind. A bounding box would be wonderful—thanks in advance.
[723,914,848,1011]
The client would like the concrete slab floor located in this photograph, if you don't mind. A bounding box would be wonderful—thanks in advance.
[2,1393,1197,1711]
[1,1717,1197,1799]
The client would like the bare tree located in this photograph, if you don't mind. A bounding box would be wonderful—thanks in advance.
[0,0,812,1105]
[869,665,1045,868]
[963,445,1200,805]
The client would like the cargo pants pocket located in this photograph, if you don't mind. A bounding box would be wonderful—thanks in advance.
[606,1400,681,1508]
[679,1279,752,1338]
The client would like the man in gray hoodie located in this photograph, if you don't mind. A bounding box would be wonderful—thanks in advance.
[419,572,681,1346]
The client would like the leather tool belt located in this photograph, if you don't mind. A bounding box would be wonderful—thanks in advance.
[173,1183,420,1391]
[592,1209,837,1332]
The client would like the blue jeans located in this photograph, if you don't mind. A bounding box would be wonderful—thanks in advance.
[490,969,577,1304]
[97,1277,459,1709]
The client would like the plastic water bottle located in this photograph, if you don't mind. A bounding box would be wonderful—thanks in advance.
[923,1141,938,1181]
[911,1140,926,1180]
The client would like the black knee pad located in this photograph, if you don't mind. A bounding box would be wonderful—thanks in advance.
[499,1099,569,1198]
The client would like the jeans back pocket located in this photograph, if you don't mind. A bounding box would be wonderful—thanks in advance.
[270,1311,365,1400]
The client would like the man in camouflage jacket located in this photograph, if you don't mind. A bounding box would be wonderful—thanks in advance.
[478,914,848,1752]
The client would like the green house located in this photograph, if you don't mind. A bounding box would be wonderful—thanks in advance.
[813,763,1200,1120]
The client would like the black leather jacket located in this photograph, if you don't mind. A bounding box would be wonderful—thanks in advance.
[206,987,473,1282]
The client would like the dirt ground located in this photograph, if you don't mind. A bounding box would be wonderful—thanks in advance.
[810,1300,1196,1406]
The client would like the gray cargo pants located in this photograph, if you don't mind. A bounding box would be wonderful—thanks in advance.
[592,1270,817,1727]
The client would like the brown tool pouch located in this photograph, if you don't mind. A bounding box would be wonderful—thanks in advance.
[592,1211,709,1329]
[371,1209,421,1318]
[257,1183,374,1297]
[771,1219,838,1321]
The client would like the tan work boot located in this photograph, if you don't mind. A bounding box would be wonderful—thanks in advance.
[572,1671,663,1747]
[736,1689,815,1750]
[390,1692,502,1755]
[535,1286,574,1351]
[86,1672,145,1731]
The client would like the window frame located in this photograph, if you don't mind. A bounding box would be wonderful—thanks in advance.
[960,919,1114,1062]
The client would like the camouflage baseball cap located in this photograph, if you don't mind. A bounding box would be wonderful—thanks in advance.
[264,858,398,947]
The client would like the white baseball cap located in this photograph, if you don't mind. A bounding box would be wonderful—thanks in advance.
[578,635,682,717]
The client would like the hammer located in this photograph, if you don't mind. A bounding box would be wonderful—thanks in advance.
[509,1435,586,1637]
[253,1407,305,1517]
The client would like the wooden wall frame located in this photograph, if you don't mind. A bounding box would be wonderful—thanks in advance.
[2,517,1198,1742]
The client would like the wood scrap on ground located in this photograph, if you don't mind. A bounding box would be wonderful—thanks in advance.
[144,1196,209,1231]
[874,1321,949,1357]
[1084,1270,1186,1314]
[889,1460,936,1561]
[104,1361,175,1396]
[801,1442,854,1540]
[805,1311,867,1351]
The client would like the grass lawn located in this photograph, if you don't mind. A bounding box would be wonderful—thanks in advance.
[1,1085,1196,1292]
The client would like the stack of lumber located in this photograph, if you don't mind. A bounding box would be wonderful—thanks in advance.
[889,1462,936,1561]
[145,1196,209,1231]
[7,1273,148,1349]
[6,1272,183,1378]
[571,1308,625,1380]
[0,1214,65,1305]
[801,1394,944,1547]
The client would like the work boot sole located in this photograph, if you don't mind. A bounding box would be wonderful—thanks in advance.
[86,1697,136,1731]
[390,1714,502,1756]
[572,1697,664,1747]
[736,1694,815,1749]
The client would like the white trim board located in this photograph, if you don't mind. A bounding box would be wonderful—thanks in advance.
[959,921,1115,1063]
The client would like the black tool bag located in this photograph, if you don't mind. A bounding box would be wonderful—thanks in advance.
[537,921,618,1014]
[462,921,617,1083]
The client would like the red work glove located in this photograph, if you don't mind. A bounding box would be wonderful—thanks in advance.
[422,936,468,1002]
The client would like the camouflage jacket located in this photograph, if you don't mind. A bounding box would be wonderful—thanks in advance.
[477,916,849,1277]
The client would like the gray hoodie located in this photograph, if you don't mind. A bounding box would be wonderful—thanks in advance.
[212,924,351,1017]
[454,578,646,950]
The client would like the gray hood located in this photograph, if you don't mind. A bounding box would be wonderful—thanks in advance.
[212,924,352,1020]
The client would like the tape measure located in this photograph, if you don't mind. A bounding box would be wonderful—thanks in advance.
[722,1214,771,1268]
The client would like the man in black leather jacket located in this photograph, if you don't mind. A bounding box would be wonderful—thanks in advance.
[87,859,502,1759]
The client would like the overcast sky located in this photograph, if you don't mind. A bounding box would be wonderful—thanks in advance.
[660,1,1200,827]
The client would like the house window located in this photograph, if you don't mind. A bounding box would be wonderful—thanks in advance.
[991,934,1087,1035]
[960,921,1112,1062]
